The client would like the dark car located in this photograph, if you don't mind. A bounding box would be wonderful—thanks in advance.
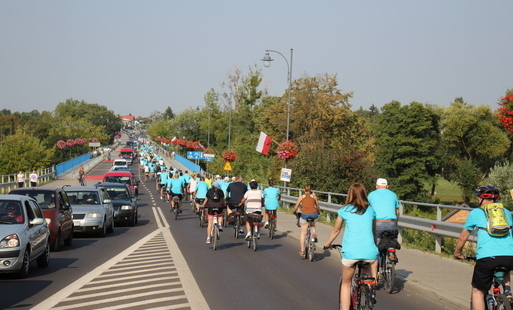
[9,187,73,251]
[95,183,138,226]
[103,171,138,195]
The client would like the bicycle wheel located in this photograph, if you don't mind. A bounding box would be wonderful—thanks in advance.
[174,206,179,220]
[383,255,396,294]
[358,284,373,310]
[234,216,240,238]
[212,227,219,250]
[303,231,310,259]
[308,239,315,262]
[268,219,275,239]
[253,231,258,251]
[497,295,512,310]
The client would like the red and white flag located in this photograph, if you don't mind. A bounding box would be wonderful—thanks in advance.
[171,136,177,142]
[256,132,272,155]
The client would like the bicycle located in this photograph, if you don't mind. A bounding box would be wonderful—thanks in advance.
[465,256,512,310]
[266,210,277,239]
[231,205,243,238]
[170,195,180,220]
[198,201,207,228]
[246,212,263,251]
[377,231,399,294]
[324,244,376,310]
[303,218,316,262]
[210,208,222,250]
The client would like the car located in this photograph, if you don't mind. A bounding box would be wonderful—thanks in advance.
[103,171,139,195]
[62,186,114,237]
[113,159,128,167]
[119,148,135,164]
[9,187,73,251]
[0,195,50,278]
[95,183,138,226]
[110,165,130,172]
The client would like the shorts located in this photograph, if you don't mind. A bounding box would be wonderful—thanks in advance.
[207,207,225,216]
[195,198,205,205]
[265,209,277,216]
[169,193,183,201]
[300,212,318,224]
[472,256,513,291]
[342,258,377,268]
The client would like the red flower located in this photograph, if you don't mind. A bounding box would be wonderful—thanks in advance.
[222,149,237,162]
[498,94,513,134]
[276,140,299,160]
[203,148,215,155]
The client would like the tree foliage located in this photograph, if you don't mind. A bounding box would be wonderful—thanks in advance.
[0,133,54,174]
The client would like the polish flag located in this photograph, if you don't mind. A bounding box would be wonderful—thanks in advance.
[256,132,272,155]
[171,136,177,142]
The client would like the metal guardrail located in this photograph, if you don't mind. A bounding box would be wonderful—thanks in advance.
[278,190,476,253]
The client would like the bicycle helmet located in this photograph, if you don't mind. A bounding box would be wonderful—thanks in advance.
[475,185,500,200]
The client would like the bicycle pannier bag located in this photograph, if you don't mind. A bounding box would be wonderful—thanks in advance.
[479,203,511,237]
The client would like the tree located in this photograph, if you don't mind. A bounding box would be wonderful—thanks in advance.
[372,101,441,200]
[164,107,175,119]
[485,161,513,210]
[441,99,510,201]
[0,133,54,174]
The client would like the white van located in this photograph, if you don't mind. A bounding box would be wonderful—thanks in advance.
[113,159,128,167]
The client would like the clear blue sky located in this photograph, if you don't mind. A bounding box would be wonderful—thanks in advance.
[1,1,512,117]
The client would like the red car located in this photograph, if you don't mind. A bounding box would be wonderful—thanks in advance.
[103,171,138,195]
[9,187,73,251]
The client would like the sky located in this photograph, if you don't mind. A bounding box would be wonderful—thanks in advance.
[1,1,512,117]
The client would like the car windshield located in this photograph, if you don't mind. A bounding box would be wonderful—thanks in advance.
[105,188,130,200]
[104,176,131,186]
[10,190,55,209]
[65,191,100,205]
[0,200,24,224]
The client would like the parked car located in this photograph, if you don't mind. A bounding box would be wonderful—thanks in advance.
[0,195,50,278]
[95,183,138,226]
[9,187,73,251]
[103,171,139,195]
[62,186,114,237]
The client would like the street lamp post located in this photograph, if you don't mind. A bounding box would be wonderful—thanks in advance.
[261,48,293,141]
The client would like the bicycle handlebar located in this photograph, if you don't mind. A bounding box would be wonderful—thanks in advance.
[323,244,342,250]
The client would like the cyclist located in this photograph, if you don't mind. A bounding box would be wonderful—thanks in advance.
[226,175,248,234]
[367,178,400,242]
[293,184,320,256]
[263,179,281,230]
[240,180,263,240]
[158,168,169,200]
[78,166,85,185]
[324,183,378,310]
[204,181,226,244]
[454,185,513,310]
[166,173,184,213]
[195,176,209,214]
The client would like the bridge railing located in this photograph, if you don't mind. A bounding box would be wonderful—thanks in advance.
[277,186,477,253]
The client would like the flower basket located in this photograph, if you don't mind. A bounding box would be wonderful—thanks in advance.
[276,140,299,160]
[203,148,215,155]
[499,94,513,134]
[222,149,237,162]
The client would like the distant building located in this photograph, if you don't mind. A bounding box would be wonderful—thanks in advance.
[120,115,135,128]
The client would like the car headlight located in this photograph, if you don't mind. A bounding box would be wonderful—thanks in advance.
[121,205,133,210]
[0,234,19,248]
[87,212,102,218]
[45,218,51,225]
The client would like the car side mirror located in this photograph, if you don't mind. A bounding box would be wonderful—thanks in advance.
[30,218,45,225]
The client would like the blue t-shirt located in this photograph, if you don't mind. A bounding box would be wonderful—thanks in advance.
[338,205,379,260]
[196,181,210,199]
[167,178,184,194]
[464,205,513,260]
[220,181,231,197]
[263,187,281,210]
[182,174,191,184]
[160,172,168,184]
[367,189,400,220]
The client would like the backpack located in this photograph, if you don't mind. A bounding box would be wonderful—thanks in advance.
[478,203,512,237]
[212,189,220,202]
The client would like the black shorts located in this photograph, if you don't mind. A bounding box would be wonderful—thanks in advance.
[472,256,513,291]
[195,198,205,205]
[169,193,183,201]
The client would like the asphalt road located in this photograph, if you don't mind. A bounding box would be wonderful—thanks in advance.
[0,160,458,310]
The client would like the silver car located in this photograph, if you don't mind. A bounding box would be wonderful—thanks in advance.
[63,186,114,237]
[0,195,50,278]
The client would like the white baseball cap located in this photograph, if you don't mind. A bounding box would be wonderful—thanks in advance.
[376,178,388,186]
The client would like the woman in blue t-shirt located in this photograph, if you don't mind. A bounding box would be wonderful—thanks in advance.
[324,183,378,310]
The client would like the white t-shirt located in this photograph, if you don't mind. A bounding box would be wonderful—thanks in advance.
[244,189,263,213]
[29,173,38,183]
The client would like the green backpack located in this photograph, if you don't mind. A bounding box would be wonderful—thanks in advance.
[479,203,512,237]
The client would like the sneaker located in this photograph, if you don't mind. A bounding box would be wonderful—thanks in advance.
[218,225,223,232]
[179,209,183,214]
[257,234,261,239]
[264,222,269,228]
[504,291,513,303]
[206,238,211,244]
[245,233,251,241]
[239,229,244,234]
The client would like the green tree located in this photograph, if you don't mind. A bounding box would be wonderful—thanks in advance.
[485,161,513,210]
[0,133,54,174]
[372,101,440,200]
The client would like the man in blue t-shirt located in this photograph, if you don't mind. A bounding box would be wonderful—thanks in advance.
[263,180,281,229]
[195,176,210,214]
[454,185,513,309]
[367,178,400,239]
[166,173,184,213]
